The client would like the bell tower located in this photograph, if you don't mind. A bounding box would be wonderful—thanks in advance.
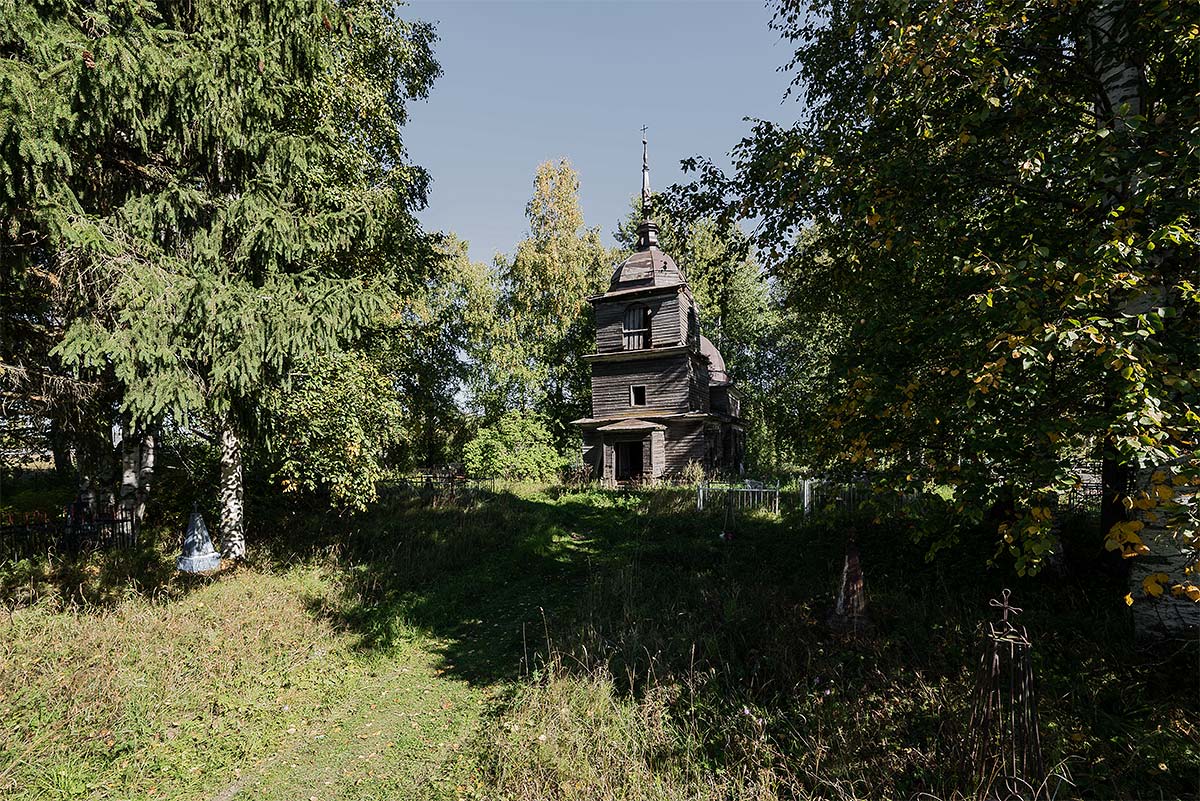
[571,133,745,482]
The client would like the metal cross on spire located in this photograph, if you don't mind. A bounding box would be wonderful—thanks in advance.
[641,125,651,219]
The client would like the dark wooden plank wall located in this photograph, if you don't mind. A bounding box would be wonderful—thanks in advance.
[591,355,690,418]
[709,385,729,415]
[664,421,706,475]
[581,430,600,475]
[651,430,666,476]
[594,301,625,352]
[657,294,686,347]
[688,355,710,412]
[594,292,685,353]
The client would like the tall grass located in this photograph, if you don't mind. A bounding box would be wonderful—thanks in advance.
[473,488,1198,801]
[0,563,357,800]
[1,484,1194,800]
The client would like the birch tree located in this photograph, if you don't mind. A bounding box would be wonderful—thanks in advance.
[485,160,615,440]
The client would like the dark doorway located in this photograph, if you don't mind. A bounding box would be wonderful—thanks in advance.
[616,440,644,481]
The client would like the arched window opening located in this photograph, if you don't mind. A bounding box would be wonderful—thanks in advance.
[623,304,651,350]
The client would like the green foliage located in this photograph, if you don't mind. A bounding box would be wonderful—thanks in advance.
[2,0,442,536]
[682,0,1200,572]
[3,0,438,464]
[462,411,566,481]
[372,234,495,469]
[263,351,403,510]
[481,160,617,441]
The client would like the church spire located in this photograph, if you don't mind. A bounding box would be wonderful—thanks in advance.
[637,126,659,250]
[641,125,651,219]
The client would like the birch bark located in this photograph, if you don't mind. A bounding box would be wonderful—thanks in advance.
[219,419,246,559]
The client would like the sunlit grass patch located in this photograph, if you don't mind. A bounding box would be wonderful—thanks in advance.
[481,667,799,801]
[0,565,362,800]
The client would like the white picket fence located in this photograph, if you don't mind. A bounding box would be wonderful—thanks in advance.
[696,478,909,517]
[797,479,879,516]
[696,482,781,514]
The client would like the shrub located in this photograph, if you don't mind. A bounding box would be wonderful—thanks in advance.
[462,411,567,481]
[681,459,707,486]
[263,352,404,510]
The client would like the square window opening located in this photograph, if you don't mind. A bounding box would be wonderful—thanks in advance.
[630,385,647,406]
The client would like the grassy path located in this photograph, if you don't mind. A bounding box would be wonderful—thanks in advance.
[2,486,611,801]
[7,487,1192,800]
[0,564,518,801]
[226,645,492,801]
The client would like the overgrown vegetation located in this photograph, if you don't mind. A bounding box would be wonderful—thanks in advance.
[3,2,1196,799]
[462,412,567,481]
[3,487,1193,800]
[678,0,1200,578]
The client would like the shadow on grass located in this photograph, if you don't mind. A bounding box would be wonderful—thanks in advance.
[275,484,1198,800]
[17,480,1191,799]
[0,534,221,611]
[283,488,654,684]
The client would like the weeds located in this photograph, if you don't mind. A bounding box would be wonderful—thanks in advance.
[1,485,1195,800]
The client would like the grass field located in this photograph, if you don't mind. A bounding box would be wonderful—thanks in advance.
[1,485,1196,800]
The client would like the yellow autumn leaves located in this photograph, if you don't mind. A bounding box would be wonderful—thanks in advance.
[1106,519,1150,558]
[1139,573,1200,603]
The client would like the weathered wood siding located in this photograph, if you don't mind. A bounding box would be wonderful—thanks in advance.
[704,424,721,468]
[594,301,625,353]
[651,430,665,477]
[591,354,691,418]
[654,294,685,348]
[688,355,710,413]
[663,421,706,476]
[710,385,729,415]
[594,292,685,353]
[581,430,600,476]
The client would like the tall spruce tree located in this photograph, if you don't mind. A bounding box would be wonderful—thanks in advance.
[2,1,439,555]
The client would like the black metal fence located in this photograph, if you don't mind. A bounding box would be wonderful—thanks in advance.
[0,504,138,561]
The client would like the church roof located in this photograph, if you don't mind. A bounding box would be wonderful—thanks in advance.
[595,418,667,432]
[700,335,730,383]
[608,242,685,292]
[606,134,687,294]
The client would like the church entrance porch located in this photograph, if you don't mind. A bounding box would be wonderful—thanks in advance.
[591,419,666,484]
[615,440,644,481]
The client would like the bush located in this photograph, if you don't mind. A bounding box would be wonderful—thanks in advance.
[264,352,405,510]
[462,411,567,481]
[681,460,707,486]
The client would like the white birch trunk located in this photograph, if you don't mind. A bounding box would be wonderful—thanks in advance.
[1090,1,1141,126]
[119,427,139,519]
[219,420,246,559]
[135,432,155,522]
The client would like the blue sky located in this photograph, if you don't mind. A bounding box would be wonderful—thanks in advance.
[402,0,798,264]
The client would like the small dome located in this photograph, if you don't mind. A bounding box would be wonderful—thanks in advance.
[700,335,730,383]
[609,246,685,292]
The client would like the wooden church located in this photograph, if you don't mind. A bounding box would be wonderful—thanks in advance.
[573,139,745,483]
